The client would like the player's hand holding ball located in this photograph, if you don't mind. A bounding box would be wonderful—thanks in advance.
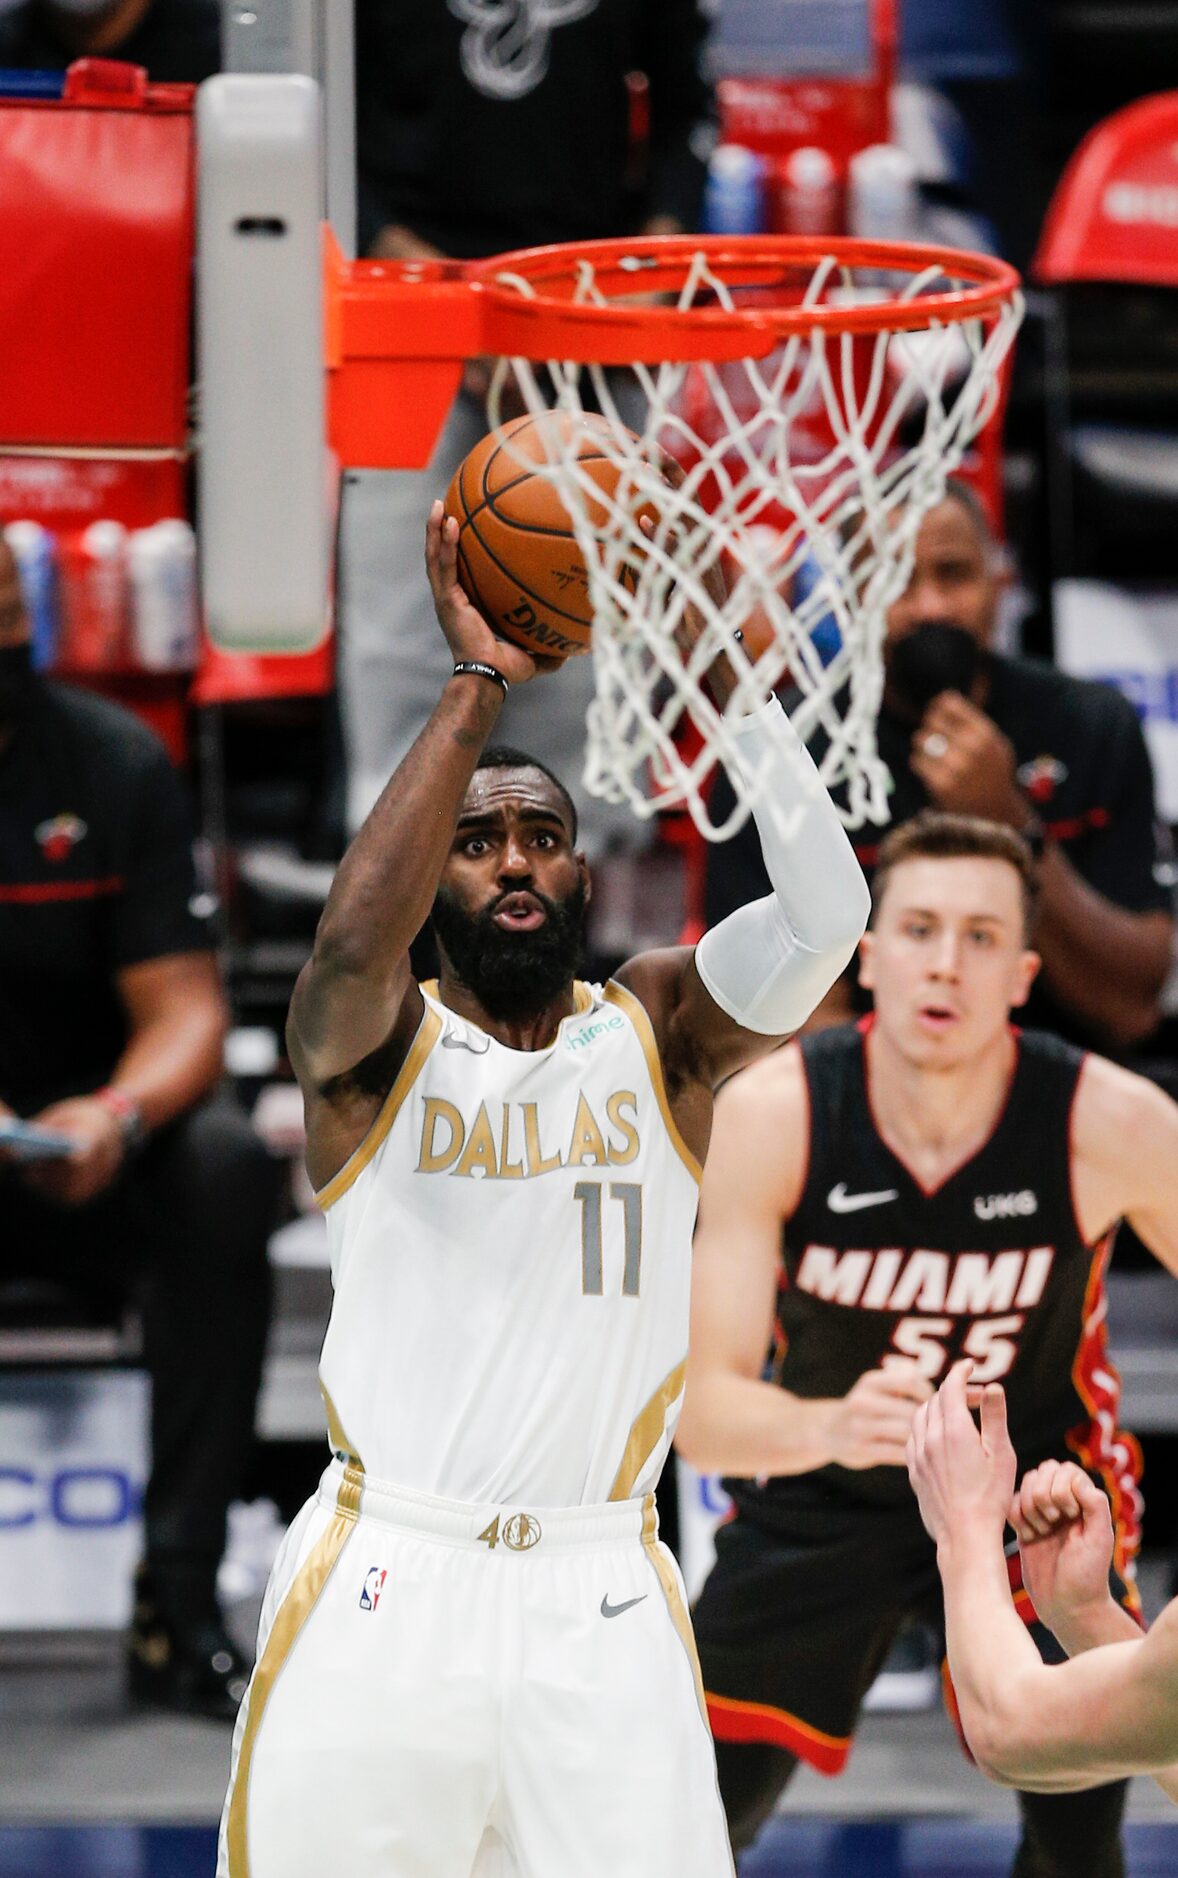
[1009,1460,1119,1652]
[441,412,661,676]
[426,499,538,689]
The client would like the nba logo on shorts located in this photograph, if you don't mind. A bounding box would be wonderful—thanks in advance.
[359,1567,387,1611]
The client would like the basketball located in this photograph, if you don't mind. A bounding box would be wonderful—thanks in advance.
[444,412,652,664]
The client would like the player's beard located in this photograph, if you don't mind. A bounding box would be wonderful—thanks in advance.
[431,879,587,1021]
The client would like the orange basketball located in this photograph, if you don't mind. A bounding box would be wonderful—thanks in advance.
[444,412,652,664]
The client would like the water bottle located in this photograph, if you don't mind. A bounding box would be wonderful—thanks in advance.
[128,519,199,670]
[65,519,129,668]
[776,146,841,238]
[703,144,767,235]
[847,144,920,245]
[4,520,58,670]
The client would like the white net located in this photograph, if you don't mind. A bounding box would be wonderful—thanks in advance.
[485,244,1023,841]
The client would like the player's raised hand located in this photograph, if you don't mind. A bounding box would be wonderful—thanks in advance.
[907,1362,1017,1546]
[1010,1461,1117,1643]
[425,502,539,686]
[826,1359,933,1469]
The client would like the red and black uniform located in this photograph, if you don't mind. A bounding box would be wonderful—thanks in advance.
[692,1022,1142,1869]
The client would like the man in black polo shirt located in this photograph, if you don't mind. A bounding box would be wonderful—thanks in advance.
[0,540,276,1719]
[706,484,1175,1054]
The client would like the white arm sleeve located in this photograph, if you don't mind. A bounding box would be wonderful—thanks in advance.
[694,698,871,1035]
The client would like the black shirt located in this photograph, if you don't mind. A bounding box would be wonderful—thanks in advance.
[355,0,712,256]
[728,1025,1141,1548]
[706,656,1174,1048]
[0,682,213,1115]
[0,0,221,84]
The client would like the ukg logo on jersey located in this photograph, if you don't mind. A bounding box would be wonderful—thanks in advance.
[974,1190,1038,1221]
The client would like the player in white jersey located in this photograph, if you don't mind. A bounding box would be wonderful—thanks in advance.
[217,501,870,1878]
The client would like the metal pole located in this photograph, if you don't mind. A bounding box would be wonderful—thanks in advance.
[221,0,356,259]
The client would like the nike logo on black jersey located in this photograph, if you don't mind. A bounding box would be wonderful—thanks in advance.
[827,1182,899,1214]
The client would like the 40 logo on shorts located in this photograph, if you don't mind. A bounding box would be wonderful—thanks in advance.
[477,1511,543,1552]
[359,1566,387,1610]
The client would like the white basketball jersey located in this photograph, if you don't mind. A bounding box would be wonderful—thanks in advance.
[315,979,701,1507]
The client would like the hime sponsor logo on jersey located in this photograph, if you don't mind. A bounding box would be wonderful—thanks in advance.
[416,1089,640,1179]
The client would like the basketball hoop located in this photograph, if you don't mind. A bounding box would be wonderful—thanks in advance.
[462,235,1022,841]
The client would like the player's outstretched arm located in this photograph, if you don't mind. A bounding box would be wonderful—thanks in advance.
[617,494,869,1091]
[909,1365,1178,1799]
[1072,1053,1178,1280]
[685,696,872,1080]
[619,694,871,1104]
[288,503,537,1098]
[678,1050,932,1476]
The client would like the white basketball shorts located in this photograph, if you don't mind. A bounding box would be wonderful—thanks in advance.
[217,1457,734,1877]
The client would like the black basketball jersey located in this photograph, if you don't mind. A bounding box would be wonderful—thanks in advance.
[729,1023,1142,1548]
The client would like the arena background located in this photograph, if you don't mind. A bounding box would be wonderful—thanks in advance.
[2,1,1178,1873]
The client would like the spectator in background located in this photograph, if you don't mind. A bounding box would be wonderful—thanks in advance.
[0,0,220,82]
[341,0,715,855]
[706,484,1175,1055]
[0,539,277,1720]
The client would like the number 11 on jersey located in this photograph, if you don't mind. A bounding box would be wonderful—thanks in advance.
[574,1181,643,1297]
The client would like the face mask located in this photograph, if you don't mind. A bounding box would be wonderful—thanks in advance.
[887,621,984,722]
[0,641,36,735]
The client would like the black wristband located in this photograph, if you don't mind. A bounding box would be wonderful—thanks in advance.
[1020,812,1047,862]
[453,659,508,695]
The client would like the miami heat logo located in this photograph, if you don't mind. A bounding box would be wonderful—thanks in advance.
[1017,755,1068,805]
[448,0,599,100]
[502,1512,543,1552]
[35,813,87,864]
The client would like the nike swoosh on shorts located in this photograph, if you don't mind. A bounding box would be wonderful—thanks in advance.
[600,1593,648,1619]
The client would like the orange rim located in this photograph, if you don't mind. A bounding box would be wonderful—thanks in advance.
[467,234,1021,364]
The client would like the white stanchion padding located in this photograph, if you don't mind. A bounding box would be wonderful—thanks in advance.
[0,1371,148,1628]
[196,74,331,651]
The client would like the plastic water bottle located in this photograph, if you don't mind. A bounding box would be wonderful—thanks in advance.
[128,519,199,670]
[4,520,58,670]
[847,143,920,245]
[703,144,767,235]
[776,147,841,237]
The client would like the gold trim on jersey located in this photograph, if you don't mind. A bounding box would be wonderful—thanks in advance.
[315,1003,443,1211]
[420,978,595,1021]
[608,1358,687,1501]
[319,1380,363,1470]
[601,981,702,1184]
[641,1495,708,1728]
[225,1463,363,1876]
